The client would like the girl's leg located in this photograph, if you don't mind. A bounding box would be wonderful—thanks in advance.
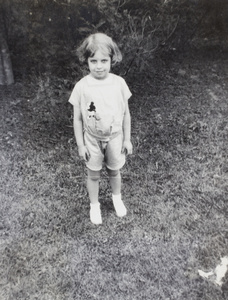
[106,168,121,195]
[87,168,102,224]
[87,168,100,204]
[107,168,127,217]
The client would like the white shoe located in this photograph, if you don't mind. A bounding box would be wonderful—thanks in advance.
[113,198,127,217]
[90,203,102,225]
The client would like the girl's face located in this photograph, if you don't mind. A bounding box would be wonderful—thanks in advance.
[88,50,111,80]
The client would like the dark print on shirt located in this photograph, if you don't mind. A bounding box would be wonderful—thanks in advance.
[88,102,96,113]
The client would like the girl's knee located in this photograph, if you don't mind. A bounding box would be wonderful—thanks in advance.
[87,169,100,181]
[107,168,120,178]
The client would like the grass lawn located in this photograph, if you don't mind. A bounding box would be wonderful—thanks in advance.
[0,42,228,299]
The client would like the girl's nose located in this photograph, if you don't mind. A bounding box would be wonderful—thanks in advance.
[97,61,102,69]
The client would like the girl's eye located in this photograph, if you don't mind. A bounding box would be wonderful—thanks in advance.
[89,59,109,63]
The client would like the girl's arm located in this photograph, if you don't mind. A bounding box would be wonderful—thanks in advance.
[73,106,90,161]
[122,99,133,155]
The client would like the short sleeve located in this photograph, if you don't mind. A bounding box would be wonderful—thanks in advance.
[120,77,132,101]
[68,81,81,107]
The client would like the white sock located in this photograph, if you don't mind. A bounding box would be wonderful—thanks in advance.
[112,194,127,217]
[90,202,102,225]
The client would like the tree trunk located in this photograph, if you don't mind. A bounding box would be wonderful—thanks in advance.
[0,6,14,85]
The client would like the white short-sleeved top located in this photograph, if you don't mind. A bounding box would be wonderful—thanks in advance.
[69,73,132,140]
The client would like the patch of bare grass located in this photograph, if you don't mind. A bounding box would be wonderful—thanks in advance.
[0,49,228,299]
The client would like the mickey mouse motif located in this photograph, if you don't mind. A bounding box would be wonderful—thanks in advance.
[87,102,100,120]
[88,102,96,113]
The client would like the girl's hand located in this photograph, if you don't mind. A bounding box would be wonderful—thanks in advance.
[122,140,133,155]
[78,145,90,162]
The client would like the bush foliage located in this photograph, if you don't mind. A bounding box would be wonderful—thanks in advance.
[2,0,228,79]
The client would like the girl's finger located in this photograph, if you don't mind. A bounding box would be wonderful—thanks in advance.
[85,149,90,161]
[121,147,126,154]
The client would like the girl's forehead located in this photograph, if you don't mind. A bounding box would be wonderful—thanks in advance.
[91,49,110,59]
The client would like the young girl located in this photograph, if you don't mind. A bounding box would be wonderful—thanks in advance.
[69,33,132,225]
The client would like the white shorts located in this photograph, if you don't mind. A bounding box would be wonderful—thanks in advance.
[84,131,125,171]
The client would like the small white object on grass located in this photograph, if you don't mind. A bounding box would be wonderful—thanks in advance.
[214,256,228,286]
[198,270,213,279]
[198,256,228,286]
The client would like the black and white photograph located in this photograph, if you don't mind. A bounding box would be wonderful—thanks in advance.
[0,0,228,299]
